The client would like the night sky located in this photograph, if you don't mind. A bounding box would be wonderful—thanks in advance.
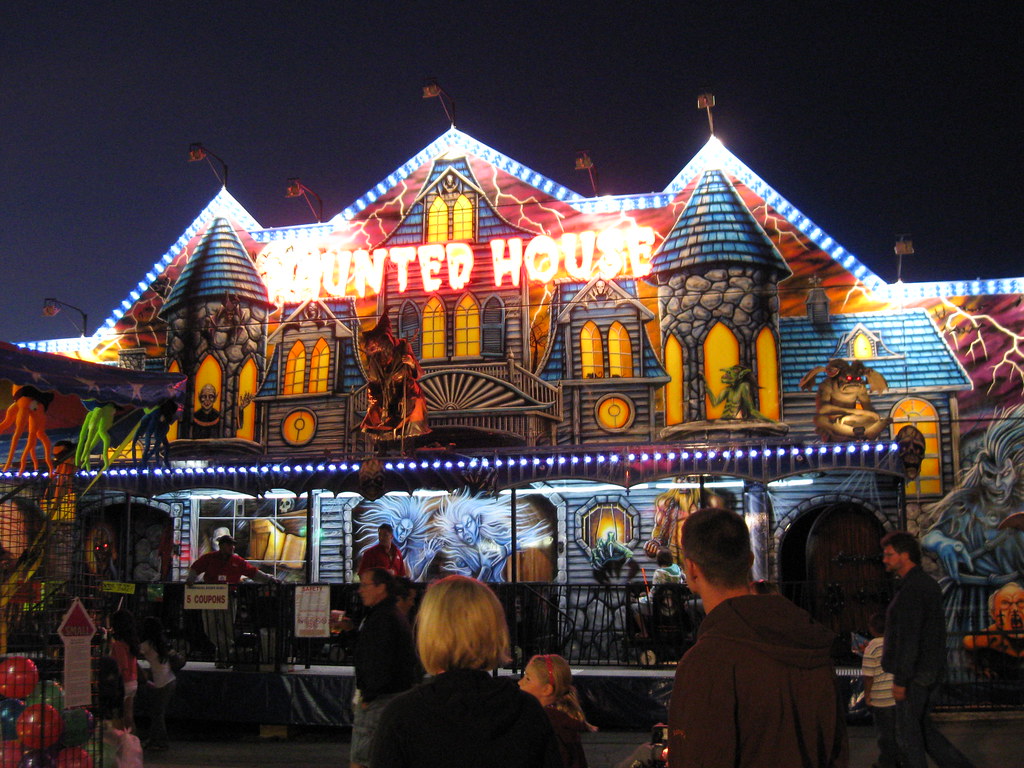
[1,3,1019,343]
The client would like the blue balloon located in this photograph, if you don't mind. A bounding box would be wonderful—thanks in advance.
[0,700,25,741]
[18,749,54,768]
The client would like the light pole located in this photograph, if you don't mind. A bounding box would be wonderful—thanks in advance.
[188,142,229,187]
[286,178,324,223]
[43,297,88,337]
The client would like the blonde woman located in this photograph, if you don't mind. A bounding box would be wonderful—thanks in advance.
[370,575,561,768]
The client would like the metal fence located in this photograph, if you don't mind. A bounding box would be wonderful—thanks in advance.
[101,581,1023,711]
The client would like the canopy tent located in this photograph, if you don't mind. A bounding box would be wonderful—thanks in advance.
[0,342,185,409]
[0,342,186,466]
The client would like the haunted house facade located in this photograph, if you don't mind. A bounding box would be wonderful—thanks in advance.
[8,128,1023,681]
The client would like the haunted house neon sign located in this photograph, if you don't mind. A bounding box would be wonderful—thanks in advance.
[256,225,655,303]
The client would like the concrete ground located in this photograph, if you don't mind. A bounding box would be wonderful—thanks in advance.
[138,713,1020,767]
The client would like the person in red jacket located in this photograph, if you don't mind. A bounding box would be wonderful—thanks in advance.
[668,508,848,768]
[358,524,407,578]
[186,534,277,667]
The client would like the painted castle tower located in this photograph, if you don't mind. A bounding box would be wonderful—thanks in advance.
[161,217,273,446]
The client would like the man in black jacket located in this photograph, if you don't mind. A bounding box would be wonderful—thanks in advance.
[351,568,417,768]
[880,531,974,768]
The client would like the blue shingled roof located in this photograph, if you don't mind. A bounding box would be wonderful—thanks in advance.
[780,308,971,392]
[651,170,789,279]
[162,218,271,315]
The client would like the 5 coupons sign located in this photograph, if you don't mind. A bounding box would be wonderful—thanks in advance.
[184,584,230,610]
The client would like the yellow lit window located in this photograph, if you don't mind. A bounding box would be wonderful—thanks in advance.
[454,294,481,357]
[284,341,306,395]
[852,332,874,359]
[755,326,780,420]
[664,334,684,426]
[236,358,258,441]
[608,322,633,377]
[891,398,942,496]
[422,297,446,359]
[427,196,448,242]
[452,194,473,240]
[581,321,603,378]
[704,323,739,419]
[309,338,330,393]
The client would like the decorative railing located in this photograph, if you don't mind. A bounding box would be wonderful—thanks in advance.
[51,581,1022,712]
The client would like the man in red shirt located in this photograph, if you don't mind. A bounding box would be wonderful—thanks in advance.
[187,534,277,585]
[186,534,277,667]
[358,524,407,579]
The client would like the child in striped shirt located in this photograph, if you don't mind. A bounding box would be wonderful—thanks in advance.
[861,612,898,768]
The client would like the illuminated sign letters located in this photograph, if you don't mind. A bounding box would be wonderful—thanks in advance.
[257,225,655,303]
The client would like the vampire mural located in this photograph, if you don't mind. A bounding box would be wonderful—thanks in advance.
[9,126,1024,693]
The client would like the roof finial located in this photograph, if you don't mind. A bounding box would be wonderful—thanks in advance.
[697,91,715,136]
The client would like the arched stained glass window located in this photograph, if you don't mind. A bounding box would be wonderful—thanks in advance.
[703,323,739,419]
[755,326,780,420]
[607,322,633,378]
[422,297,446,359]
[664,334,684,426]
[454,294,481,357]
[427,196,448,243]
[581,321,603,378]
[452,194,473,240]
[284,341,306,395]
[309,338,330,393]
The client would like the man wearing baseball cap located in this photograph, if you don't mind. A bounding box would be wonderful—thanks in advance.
[186,533,278,667]
[187,534,277,585]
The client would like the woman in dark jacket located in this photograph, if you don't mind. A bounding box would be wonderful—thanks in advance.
[370,575,562,768]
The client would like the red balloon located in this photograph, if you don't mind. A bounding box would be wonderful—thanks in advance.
[54,747,92,768]
[15,704,63,750]
[0,657,38,700]
[0,740,20,768]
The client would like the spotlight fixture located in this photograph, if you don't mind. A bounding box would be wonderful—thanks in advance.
[42,297,88,337]
[422,78,456,126]
[188,142,228,187]
[575,151,598,196]
[286,178,324,223]
[697,91,716,135]
[894,234,914,282]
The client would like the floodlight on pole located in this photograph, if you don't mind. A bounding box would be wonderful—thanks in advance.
[286,178,324,223]
[697,91,716,136]
[422,78,456,127]
[43,297,88,337]
[188,142,229,187]
[894,235,914,283]
[575,151,599,196]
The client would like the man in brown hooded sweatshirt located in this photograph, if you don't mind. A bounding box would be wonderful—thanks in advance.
[668,508,848,767]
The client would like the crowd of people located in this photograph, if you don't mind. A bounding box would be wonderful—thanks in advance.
[112,513,969,767]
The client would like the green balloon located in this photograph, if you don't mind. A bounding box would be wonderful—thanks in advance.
[25,680,64,712]
[61,707,93,747]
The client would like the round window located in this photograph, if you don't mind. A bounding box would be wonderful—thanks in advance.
[596,395,634,431]
[281,409,317,446]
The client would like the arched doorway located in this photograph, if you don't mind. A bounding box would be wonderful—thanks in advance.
[81,501,173,583]
[779,500,889,651]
